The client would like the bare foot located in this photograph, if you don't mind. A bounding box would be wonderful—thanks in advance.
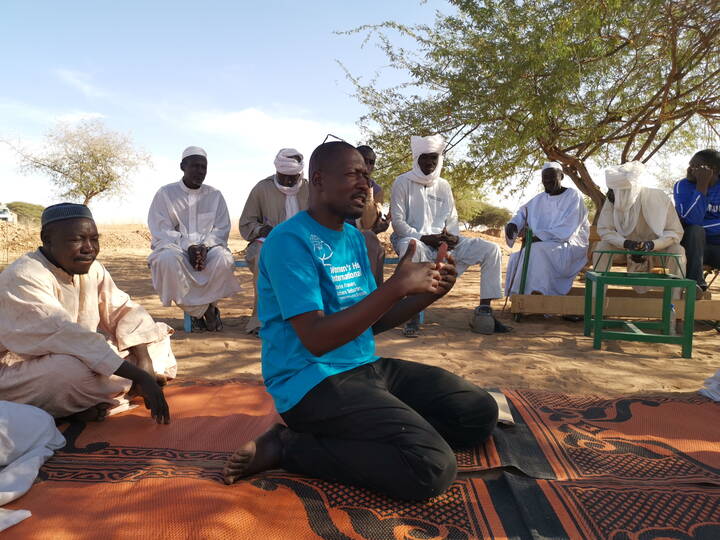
[62,403,111,423]
[223,424,285,485]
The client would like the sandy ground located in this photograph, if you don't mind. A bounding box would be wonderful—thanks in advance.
[2,223,718,396]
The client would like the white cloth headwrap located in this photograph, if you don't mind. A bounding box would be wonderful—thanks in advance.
[274,148,304,175]
[181,146,207,160]
[605,161,647,237]
[542,162,563,172]
[409,135,446,186]
[273,174,302,220]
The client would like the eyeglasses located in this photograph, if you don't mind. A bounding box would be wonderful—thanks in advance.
[321,133,348,144]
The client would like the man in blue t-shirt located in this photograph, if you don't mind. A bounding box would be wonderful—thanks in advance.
[223,141,498,500]
[673,149,720,289]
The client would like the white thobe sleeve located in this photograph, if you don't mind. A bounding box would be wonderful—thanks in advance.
[390,177,422,239]
[148,189,187,250]
[0,272,123,377]
[653,204,685,251]
[96,265,166,351]
[203,193,231,249]
[443,183,461,236]
[510,203,529,231]
[597,200,626,248]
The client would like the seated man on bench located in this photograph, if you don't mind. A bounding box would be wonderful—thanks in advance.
[505,162,590,296]
[223,141,498,500]
[594,161,685,288]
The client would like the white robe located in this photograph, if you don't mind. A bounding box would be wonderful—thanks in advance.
[0,251,176,417]
[700,370,720,402]
[0,402,65,532]
[147,181,241,316]
[505,189,590,296]
[390,172,503,300]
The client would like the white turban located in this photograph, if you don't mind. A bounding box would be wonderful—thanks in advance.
[272,148,304,220]
[542,162,563,172]
[409,134,446,186]
[605,161,645,237]
[181,146,207,160]
[274,148,304,175]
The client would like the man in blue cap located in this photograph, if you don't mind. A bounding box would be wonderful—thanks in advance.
[0,203,174,423]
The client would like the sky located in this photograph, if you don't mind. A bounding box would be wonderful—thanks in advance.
[0,0,447,222]
[0,1,690,223]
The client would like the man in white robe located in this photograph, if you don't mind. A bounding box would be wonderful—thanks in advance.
[505,162,590,296]
[239,148,309,334]
[594,161,685,283]
[391,135,507,335]
[0,203,173,423]
[147,146,241,332]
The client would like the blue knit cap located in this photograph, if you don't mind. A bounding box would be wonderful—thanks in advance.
[41,203,94,227]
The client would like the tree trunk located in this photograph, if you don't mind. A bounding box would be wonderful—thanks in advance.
[547,151,605,225]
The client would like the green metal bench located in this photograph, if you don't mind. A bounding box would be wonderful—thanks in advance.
[584,250,696,358]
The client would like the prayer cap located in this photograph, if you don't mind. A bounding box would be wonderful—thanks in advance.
[542,162,563,172]
[181,146,207,161]
[41,203,94,227]
[274,148,304,175]
[605,161,646,190]
[410,134,446,158]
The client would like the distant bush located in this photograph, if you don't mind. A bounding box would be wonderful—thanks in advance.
[468,202,512,229]
[7,201,44,225]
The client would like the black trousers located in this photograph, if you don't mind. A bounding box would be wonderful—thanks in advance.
[681,225,720,286]
[279,357,498,500]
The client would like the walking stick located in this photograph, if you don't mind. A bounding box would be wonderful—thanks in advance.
[502,206,529,313]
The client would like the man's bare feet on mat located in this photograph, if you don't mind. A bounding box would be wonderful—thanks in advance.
[223,424,285,485]
[63,403,111,423]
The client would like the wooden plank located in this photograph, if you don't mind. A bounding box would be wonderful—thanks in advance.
[510,294,720,319]
[550,286,711,300]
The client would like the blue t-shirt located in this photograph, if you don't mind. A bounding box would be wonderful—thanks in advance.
[257,211,379,412]
[674,177,720,244]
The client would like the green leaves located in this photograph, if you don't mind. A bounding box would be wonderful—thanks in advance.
[347,0,720,214]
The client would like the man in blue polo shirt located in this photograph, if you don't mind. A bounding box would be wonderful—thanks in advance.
[674,149,720,290]
[223,141,498,500]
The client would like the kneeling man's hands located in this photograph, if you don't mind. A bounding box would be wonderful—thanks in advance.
[435,245,457,296]
[391,240,441,295]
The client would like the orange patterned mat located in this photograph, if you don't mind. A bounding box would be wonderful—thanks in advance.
[4,380,720,539]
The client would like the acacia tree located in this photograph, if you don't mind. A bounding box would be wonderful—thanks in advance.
[15,120,148,206]
[348,0,720,214]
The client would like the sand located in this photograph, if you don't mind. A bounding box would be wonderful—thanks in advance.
[2,223,718,396]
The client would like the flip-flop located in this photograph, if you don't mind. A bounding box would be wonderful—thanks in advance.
[402,323,420,338]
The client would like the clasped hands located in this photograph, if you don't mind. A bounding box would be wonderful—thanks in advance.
[420,227,459,250]
[187,244,208,271]
[623,239,655,263]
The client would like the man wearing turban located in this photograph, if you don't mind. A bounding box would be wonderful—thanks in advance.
[239,148,310,335]
[147,146,241,332]
[0,203,173,423]
[594,161,685,284]
[504,162,590,296]
[390,135,509,335]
